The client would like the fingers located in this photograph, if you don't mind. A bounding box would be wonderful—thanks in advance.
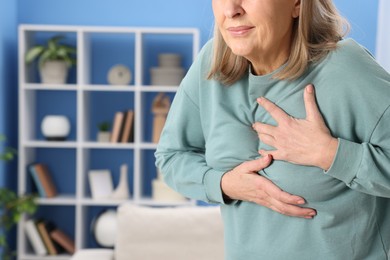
[258,176,303,205]
[252,122,276,147]
[221,157,274,202]
[258,149,277,159]
[304,84,324,122]
[252,122,275,135]
[257,97,290,123]
[241,155,273,173]
[225,159,317,219]
[267,201,317,219]
[256,177,317,218]
[257,84,323,124]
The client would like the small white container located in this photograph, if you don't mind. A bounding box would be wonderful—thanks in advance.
[41,115,71,141]
[158,53,181,68]
[97,131,110,142]
[150,67,184,86]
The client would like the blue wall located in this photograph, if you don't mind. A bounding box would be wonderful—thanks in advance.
[17,0,215,46]
[17,0,379,52]
[0,0,18,187]
[334,0,379,53]
[0,0,18,256]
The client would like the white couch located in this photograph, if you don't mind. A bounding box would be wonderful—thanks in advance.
[71,203,224,260]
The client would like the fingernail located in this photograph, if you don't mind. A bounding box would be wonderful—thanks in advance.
[297,199,305,205]
[263,154,271,161]
[257,97,264,104]
[306,84,314,94]
[304,212,316,219]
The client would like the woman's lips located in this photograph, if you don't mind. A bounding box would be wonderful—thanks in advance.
[227,26,254,36]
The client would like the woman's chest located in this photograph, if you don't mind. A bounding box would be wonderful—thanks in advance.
[199,81,306,171]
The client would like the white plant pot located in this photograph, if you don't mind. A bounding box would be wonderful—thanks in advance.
[41,115,71,141]
[97,131,111,142]
[39,60,68,84]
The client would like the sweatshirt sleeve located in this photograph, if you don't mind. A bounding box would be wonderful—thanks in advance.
[154,46,227,204]
[326,105,390,197]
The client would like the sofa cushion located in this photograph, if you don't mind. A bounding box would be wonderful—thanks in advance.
[115,204,224,260]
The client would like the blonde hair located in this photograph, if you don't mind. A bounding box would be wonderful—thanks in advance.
[207,0,349,85]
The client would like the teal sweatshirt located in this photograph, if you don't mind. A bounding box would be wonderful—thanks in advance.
[155,39,390,259]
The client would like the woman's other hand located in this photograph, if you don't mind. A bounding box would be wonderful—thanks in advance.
[221,155,317,219]
[253,84,338,170]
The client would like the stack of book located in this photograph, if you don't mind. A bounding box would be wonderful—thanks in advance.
[29,163,57,198]
[25,218,75,256]
[110,109,134,143]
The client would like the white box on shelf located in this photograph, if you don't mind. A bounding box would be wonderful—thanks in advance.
[88,170,114,199]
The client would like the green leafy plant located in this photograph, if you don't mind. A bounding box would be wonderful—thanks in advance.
[0,135,37,260]
[97,121,111,132]
[25,35,77,68]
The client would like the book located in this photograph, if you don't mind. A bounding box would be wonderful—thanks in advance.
[25,219,47,256]
[110,111,124,143]
[50,228,75,254]
[120,110,134,143]
[34,163,57,198]
[29,165,47,198]
[36,220,58,255]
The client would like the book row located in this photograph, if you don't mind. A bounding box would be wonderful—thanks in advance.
[25,218,75,256]
[109,109,134,143]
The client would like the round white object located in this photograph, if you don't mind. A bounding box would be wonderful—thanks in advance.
[107,65,132,85]
[41,115,71,141]
[92,210,118,248]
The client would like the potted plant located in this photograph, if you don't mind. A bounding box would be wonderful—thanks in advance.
[0,135,37,260]
[97,121,111,142]
[25,35,76,84]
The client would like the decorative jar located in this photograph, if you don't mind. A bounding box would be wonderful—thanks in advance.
[41,115,71,141]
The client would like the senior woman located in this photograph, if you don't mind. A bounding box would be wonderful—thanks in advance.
[155,0,390,259]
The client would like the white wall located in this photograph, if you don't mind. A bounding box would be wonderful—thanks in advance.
[376,0,390,72]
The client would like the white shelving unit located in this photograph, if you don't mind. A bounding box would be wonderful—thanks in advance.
[17,24,200,260]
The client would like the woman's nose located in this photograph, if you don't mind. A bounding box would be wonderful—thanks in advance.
[224,0,244,19]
